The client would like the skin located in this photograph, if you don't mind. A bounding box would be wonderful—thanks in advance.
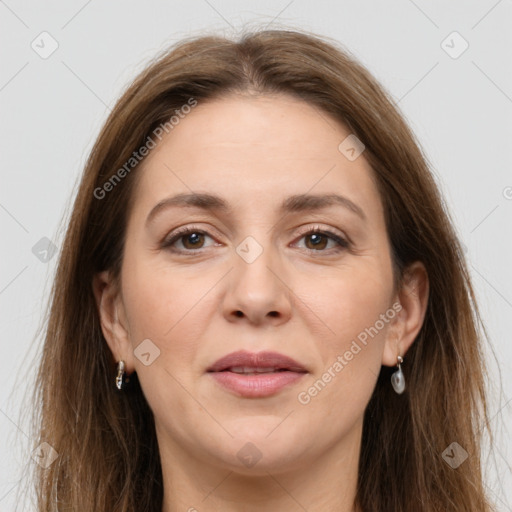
[94,93,429,512]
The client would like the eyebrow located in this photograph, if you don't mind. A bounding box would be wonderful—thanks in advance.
[145,192,366,226]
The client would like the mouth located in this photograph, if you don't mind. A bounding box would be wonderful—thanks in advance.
[207,350,308,398]
[207,350,308,373]
[220,366,304,375]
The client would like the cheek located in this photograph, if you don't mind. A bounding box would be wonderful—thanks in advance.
[295,295,389,439]
[119,259,212,429]
[311,258,393,343]
[121,242,189,332]
[120,254,217,373]
[298,257,394,402]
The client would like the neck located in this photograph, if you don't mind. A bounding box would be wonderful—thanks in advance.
[159,421,362,512]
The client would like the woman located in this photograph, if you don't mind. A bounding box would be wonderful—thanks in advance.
[29,28,497,511]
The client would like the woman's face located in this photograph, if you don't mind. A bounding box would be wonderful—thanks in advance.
[100,93,417,475]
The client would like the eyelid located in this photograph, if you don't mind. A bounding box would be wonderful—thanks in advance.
[292,223,349,244]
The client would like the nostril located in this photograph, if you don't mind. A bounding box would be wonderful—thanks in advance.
[235,311,243,317]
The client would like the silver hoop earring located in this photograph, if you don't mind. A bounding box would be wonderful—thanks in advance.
[391,355,405,394]
[115,360,129,390]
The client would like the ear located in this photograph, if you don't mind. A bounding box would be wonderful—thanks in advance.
[382,261,429,367]
[92,270,135,374]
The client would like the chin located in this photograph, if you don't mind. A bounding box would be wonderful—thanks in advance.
[206,427,310,474]
[221,444,308,476]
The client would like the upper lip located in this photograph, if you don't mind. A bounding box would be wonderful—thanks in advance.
[207,350,308,373]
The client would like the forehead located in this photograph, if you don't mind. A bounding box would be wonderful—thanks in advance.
[132,93,383,222]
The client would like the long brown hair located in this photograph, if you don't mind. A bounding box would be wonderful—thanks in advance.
[23,28,497,511]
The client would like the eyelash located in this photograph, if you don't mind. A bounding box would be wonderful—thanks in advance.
[161,225,350,255]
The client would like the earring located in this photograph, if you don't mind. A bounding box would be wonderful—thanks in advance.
[391,355,405,394]
[115,360,130,390]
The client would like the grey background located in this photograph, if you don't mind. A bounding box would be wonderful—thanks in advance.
[1,0,511,510]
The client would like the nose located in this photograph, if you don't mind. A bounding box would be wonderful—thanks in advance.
[222,238,293,326]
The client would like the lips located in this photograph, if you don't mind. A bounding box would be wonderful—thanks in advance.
[207,350,308,398]
[207,350,308,374]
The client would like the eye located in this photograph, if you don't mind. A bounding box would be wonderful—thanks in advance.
[161,225,349,254]
[293,226,349,253]
[161,226,218,252]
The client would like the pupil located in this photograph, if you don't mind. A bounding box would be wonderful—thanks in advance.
[307,233,327,250]
[189,233,200,244]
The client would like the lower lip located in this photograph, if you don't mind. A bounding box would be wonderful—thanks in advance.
[209,370,306,398]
